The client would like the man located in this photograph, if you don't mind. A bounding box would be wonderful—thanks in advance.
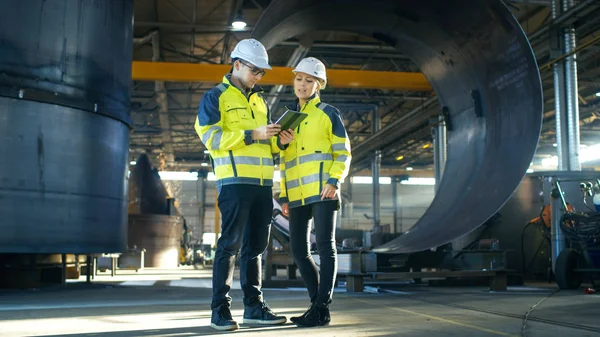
[195,38,294,331]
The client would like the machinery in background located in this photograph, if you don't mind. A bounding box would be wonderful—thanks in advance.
[552,178,600,289]
[128,154,184,269]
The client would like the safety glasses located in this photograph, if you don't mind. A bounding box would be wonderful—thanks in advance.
[239,60,266,77]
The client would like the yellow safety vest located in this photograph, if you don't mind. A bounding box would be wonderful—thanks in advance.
[195,75,281,189]
[279,96,352,208]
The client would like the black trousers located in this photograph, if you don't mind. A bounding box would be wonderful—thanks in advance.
[289,200,338,307]
[211,184,272,309]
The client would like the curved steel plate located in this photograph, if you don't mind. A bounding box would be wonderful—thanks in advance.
[0,98,129,253]
[253,0,543,253]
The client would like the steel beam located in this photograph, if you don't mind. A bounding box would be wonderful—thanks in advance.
[131,61,432,91]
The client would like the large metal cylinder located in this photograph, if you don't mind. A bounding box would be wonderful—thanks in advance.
[128,214,184,268]
[254,0,543,253]
[0,1,134,253]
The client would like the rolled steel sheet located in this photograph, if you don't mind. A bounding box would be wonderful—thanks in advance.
[128,214,184,268]
[0,0,133,253]
[128,154,171,215]
[253,0,543,253]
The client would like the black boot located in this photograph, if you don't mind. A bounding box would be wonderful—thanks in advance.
[294,304,330,327]
[210,304,239,331]
[242,298,287,325]
[291,304,314,323]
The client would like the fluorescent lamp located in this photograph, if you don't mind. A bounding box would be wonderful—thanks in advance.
[526,168,534,173]
[130,161,137,165]
[406,167,414,171]
[201,163,209,167]
[595,92,600,97]
[350,176,392,185]
[158,171,198,181]
[400,177,436,186]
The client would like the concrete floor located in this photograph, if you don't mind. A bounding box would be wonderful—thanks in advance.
[0,268,599,337]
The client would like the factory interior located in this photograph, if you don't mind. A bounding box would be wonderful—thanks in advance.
[1,0,600,336]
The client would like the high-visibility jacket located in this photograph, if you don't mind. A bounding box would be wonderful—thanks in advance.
[279,95,351,208]
[195,75,281,189]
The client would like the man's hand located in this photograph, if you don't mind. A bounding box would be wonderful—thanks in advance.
[252,124,281,140]
[321,184,338,200]
[282,203,289,216]
[278,129,294,145]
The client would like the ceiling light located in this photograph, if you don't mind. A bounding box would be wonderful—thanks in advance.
[130,161,137,165]
[422,144,431,149]
[201,163,208,167]
[595,92,600,97]
[232,11,247,29]
[553,143,558,147]
[396,155,404,161]
[406,167,414,171]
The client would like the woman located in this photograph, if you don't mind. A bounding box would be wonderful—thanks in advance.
[279,57,352,327]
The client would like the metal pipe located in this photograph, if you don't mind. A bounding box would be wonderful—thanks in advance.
[372,108,381,229]
[552,0,568,170]
[563,0,581,171]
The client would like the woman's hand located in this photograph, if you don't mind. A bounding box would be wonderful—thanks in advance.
[282,203,289,216]
[278,129,295,145]
[320,184,337,200]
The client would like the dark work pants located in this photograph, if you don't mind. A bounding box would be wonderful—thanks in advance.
[289,200,338,307]
[211,184,273,309]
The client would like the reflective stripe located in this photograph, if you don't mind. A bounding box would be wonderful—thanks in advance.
[317,102,329,110]
[216,83,227,92]
[256,140,270,145]
[213,157,231,167]
[202,125,222,147]
[236,156,261,165]
[280,170,285,178]
[336,154,349,162]
[289,199,303,208]
[332,143,347,151]
[286,159,297,169]
[213,156,269,167]
[299,153,333,164]
[212,132,223,150]
[287,179,300,189]
[301,173,330,185]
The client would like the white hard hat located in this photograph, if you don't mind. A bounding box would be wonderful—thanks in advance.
[230,38,272,70]
[292,57,327,89]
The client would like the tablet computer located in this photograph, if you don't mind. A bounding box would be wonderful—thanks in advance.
[275,109,308,131]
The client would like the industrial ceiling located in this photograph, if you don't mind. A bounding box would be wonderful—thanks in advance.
[130,0,600,174]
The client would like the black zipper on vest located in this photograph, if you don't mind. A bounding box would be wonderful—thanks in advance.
[319,162,324,193]
[229,151,238,177]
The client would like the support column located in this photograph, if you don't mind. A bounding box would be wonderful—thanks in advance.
[553,0,581,171]
[550,0,581,273]
[197,171,207,240]
[392,176,400,233]
[372,108,381,228]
